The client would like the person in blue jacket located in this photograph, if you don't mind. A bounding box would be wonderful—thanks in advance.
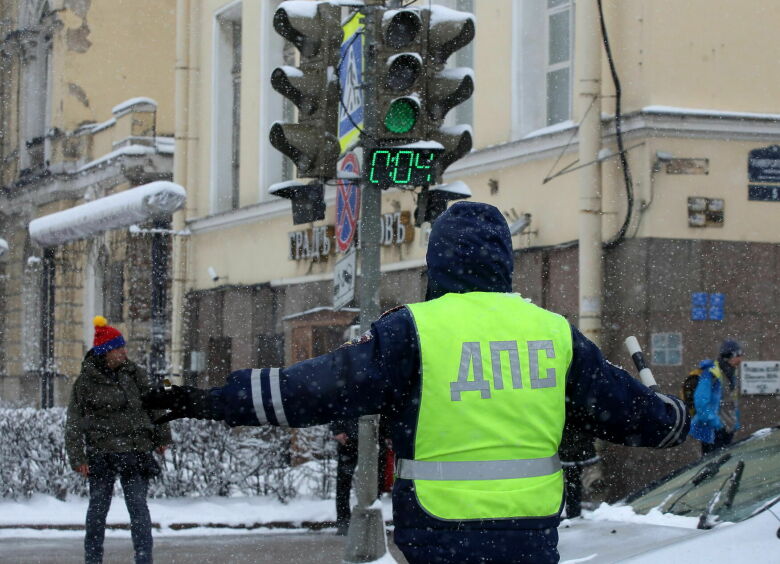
[689,340,742,455]
[144,202,689,564]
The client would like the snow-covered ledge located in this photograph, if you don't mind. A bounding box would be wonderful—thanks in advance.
[29,181,186,247]
[445,106,780,180]
[112,97,157,118]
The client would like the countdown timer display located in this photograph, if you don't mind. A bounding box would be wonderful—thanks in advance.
[366,147,443,188]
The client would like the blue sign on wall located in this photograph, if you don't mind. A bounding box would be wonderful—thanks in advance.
[691,292,725,321]
[691,292,708,321]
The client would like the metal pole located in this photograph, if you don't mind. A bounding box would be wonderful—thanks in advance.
[576,0,603,347]
[40,247,55,408]
[343,2,389,562]
[150,218,170,385]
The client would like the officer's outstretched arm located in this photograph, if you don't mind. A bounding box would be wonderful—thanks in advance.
[143,330,391,428]
[566,326,690,448]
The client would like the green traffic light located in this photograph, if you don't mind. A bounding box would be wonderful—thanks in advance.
[385,98,418,134]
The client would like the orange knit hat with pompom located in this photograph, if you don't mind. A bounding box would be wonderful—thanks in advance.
[92,316,126,355]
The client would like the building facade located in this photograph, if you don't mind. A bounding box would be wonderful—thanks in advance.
[0,0,176,406]
[182,0,778,499]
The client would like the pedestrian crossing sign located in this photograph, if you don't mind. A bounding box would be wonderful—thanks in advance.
[338,12,364,154]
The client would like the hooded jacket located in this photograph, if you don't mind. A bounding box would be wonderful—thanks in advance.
[66,351,171,468]
[206,202,689,561]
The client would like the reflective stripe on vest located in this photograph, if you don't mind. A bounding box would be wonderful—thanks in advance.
[406,292,572,521]
[396,454,561,481]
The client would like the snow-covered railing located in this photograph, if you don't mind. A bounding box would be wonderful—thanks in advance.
[28,181,186,247]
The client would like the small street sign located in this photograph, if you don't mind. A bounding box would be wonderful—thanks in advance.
[338,12,365,155]
[333,246,357,310]
[741,361,780,395]
[748,145,780,183]
[748,184,780,202]
[336,151,361,252]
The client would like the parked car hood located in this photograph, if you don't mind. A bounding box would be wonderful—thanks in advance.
[558,504,780,563]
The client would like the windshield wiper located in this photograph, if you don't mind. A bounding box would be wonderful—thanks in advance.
[663,453,732,514]
[697,459,745,529]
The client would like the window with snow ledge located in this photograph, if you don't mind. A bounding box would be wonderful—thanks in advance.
[19,4,54,174]
[511,0,573,138]
[651,332,683,366]
[545,0,573,126]
[211,2,243,214]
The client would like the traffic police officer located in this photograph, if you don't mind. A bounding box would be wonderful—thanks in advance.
[145,202,689,563]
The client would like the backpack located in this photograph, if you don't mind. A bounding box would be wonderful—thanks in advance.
[681,368,702,417]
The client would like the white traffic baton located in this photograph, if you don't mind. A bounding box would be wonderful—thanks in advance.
[624,336,659,391]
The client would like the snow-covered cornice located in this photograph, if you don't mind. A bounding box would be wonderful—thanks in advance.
[445,106,780,180]
[0,148,173,213]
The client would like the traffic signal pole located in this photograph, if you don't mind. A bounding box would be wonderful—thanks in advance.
[343,5,391,563]
[267,2,475,560]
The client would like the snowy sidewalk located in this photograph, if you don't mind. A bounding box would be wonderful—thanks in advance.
[0,494,394,537]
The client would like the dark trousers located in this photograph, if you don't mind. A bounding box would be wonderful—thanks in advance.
[563,464,584,518]
[701,428,735,456]
[335,442,389,526]
[85,453,153,564]
[395,527,559,564]
[335,444,359,526]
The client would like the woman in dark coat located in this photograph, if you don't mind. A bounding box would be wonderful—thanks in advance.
[65,316,171,564]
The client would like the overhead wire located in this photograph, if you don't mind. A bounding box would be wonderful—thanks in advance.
[598,0,634,249]
[541,96,596,184]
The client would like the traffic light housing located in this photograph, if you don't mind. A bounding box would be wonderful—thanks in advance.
[414,181,472,226]
[270,2,342,179]
[269,180,326,225]
[374,5,475,184]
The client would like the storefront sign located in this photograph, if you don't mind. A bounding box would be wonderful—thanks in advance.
[288,212,415,261]
[379,211,414,246]
[288,225,333,260]
[741,361,780,395]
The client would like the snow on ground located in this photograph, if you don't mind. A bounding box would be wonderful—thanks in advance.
[0,496,701,536]
[0,493,394,539]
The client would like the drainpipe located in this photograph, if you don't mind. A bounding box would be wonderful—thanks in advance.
[40,247,55,408]
[576,0,603,346]
[150,217,170,385]
[170,0,192,382]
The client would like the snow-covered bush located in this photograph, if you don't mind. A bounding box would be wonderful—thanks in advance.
[0,407,87,499]
[0,408,336,502]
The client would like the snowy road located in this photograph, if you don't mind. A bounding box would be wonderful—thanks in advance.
[0,531,410,564]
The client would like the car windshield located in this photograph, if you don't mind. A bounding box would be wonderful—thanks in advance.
[627,427,780,524]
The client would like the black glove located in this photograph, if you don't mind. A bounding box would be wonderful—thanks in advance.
[142,385,217,424]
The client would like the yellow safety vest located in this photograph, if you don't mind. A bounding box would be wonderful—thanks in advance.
[403,292,572,520]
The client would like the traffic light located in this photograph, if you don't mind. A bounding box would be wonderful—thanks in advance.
[373,5,475,185]
[423,6,475,179]
[269,180,326,225]
[414,181,472,226]
[270,2,342,179]
[376,9,426,141]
